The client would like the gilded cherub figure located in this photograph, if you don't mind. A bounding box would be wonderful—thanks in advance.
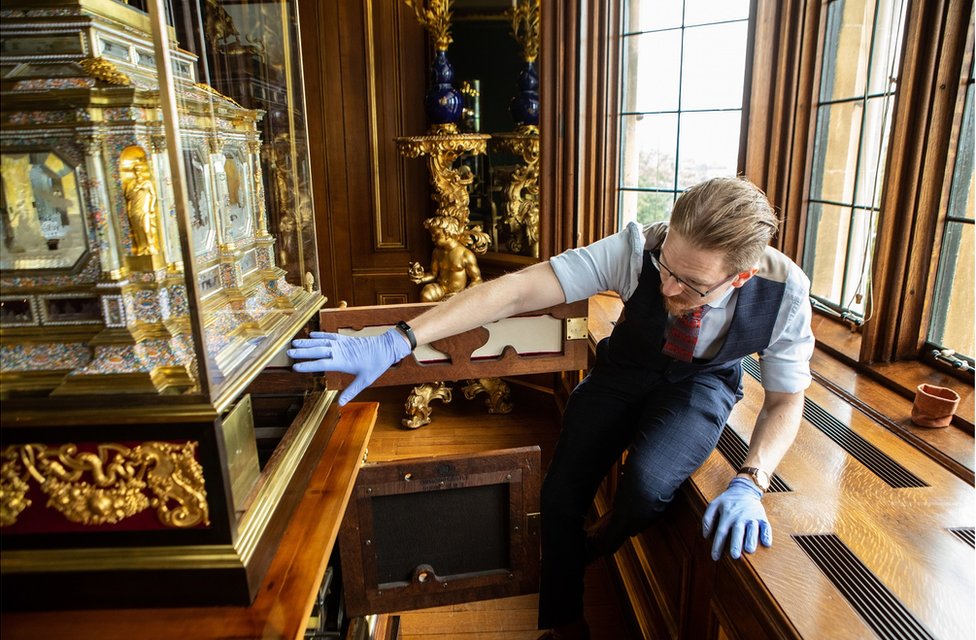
[408,215,482,302]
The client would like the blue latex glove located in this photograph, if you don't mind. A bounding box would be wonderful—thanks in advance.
[288,329,411,405]
[701,477,772,561]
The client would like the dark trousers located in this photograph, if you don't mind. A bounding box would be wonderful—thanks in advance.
[537,355,742,629]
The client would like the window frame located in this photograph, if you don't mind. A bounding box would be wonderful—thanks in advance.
[578,0,973,398]
[615,2,755,228]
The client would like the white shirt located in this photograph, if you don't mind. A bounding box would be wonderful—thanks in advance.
[549,221,814,394]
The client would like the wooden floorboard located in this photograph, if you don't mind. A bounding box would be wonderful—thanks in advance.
[355,383,641,640]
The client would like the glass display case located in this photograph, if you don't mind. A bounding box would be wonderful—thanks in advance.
[0,0,331,609]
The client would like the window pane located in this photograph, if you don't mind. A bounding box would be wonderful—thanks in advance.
[619,190,676,226]
[619,113,678,189]
[810,101,864,203]
[804,202,852,305]
[868,0,907,94]
[853,95,895,207]
[684,0,750,25]
[617,1,750,229]
[929,221,975,357]
[621,31,681,113]
[819,0,875,102]
[677,111,741,189]
[681,22,748,110]
[928,79,975,359]
[625,0,684,33]
[843,207,876,315]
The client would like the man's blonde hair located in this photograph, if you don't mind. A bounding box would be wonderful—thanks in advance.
[668,177,780,273]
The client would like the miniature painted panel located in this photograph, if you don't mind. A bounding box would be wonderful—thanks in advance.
[0,150,89,271]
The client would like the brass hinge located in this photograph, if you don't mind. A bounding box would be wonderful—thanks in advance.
[566,317,588,340]
[526,512,541,537]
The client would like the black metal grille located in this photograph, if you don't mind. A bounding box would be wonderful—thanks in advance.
[802,400,927,488]
[741,357,928,489]
[948,526,975,548]
[793,534,936,640]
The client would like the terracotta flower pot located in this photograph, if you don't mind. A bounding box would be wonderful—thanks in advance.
[910,383,960,428]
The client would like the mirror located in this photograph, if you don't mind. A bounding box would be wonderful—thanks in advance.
[450,0,541,261]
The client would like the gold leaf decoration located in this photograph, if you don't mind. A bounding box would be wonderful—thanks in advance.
[139,442,210,528]
[78,57,131,86]
[0,442,209,528]
[404,0,454,52]
[0,447,32,526]
[511,0,541,63]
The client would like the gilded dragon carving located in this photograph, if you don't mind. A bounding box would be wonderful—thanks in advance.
[0,441,209,528]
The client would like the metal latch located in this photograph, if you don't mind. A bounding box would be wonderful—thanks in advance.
[566,316,588,340]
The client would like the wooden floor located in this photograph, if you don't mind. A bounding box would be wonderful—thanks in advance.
[356,382,641,640]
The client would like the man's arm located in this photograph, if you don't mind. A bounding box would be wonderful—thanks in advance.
[739,389,805,481]
[288,261,566,404]
[410,261,565,347]
[702,389,804,561]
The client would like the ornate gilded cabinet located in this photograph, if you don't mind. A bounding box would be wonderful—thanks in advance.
[0,0,331,609]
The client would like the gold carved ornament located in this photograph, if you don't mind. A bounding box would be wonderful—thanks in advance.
[404,0,454,52]
[78,57,131,86]
[510,0,541,63]
[0,442,209,528]
[122,158,162,256]
[494,128,540,255]
[397,134,489,222]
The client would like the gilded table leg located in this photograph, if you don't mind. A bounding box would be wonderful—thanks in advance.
[462,378,513,414]
[402,382,454,429]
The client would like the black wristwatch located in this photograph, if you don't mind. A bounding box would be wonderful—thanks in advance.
[738,466,771,492]
[395,320,417,351]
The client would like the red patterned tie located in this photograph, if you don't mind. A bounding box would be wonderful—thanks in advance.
[662,305,709,362]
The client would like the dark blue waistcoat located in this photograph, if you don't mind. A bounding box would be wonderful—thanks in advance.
[603,251,786,383]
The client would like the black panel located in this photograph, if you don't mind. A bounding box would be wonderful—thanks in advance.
[372,484,510,585]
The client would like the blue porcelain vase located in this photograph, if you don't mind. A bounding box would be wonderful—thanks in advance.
[510,60,540,127]
[425,49,464,126]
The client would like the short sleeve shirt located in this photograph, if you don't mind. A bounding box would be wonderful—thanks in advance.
[549,221,815,393]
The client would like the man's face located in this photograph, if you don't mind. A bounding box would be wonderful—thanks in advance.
[657,231,752,315]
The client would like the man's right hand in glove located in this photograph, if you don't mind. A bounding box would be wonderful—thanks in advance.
[288,329,412,405]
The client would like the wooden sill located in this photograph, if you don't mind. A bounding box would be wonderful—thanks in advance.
[812,312,974,431]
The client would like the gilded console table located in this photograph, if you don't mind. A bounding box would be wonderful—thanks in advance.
[492,125,540,258]
[395,127,507,427]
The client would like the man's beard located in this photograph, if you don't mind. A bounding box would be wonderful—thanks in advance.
[661,289,701,316]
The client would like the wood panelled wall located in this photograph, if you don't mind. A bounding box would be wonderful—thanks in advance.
[299,0,430,307]
[299,0,617,303]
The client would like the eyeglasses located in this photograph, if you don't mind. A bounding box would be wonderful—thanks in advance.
[650,249,736,298]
